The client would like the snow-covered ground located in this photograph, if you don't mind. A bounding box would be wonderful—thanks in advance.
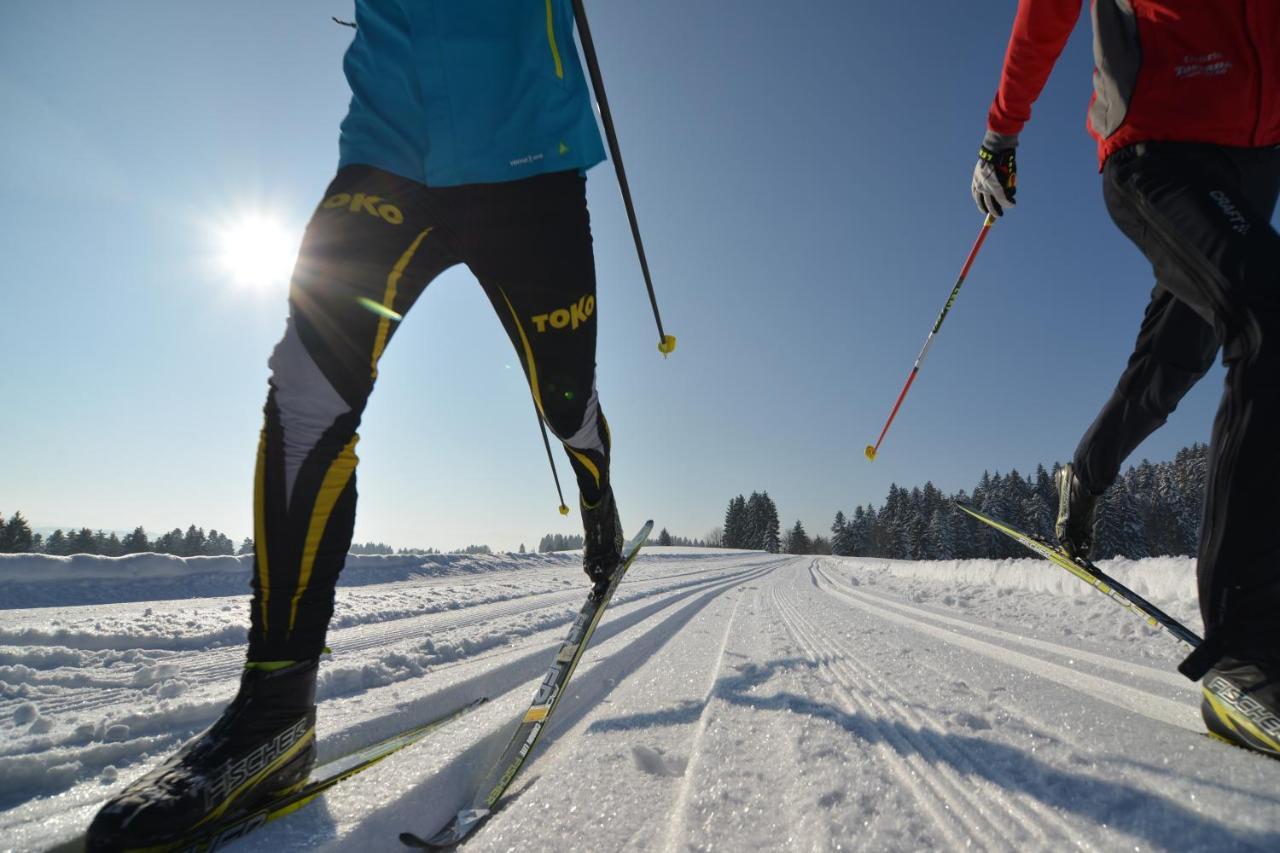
[3,547,1280,852]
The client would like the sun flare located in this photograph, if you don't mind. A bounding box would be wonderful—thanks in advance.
[216,213,298,289]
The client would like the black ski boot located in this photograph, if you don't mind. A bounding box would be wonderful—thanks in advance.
[1055,464,1099,558]
[87,658,319,851]
[582,487,624,598]
[1201,657,1280,758]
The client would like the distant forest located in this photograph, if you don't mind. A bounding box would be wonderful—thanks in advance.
[2,443,1206,561]
[829,444,1208,561]
[0,520,242,557]
[0,516,481,558]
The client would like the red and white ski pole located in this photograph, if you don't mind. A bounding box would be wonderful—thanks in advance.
[865,215,995,461]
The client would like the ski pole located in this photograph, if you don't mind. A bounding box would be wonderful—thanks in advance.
[571,0,676,357]
[865,215,995,461]
[533,401,571,516]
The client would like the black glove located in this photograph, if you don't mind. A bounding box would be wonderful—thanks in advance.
[972,142,1017,217]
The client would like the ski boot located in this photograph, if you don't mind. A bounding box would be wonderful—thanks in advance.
[1055,463,1099,559]
[87,658,319,851]
[582,487,624,598]
[1201,657,1280,758]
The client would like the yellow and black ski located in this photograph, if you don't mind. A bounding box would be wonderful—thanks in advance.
[956,501,1202,649]
[402,520,654,849]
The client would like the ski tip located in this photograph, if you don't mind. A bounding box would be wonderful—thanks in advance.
[864,445,877,461]
[400,832,430,848]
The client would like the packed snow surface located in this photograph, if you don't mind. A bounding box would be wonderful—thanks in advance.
[3,547,1279,851]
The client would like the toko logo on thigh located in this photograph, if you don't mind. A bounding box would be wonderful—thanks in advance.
[531,295,595,333]
[322,193,405,225]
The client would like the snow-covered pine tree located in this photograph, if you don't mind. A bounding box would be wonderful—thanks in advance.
[761,492,781,553]
[830,511,851,556]
[927,506,957,559]
[1173,443,1208,554]
[1094,482,1149,559]
[849,505,871,556]
[1033,464,1056,520]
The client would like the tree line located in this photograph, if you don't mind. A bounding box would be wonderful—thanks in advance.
[0,515,242,556]
[829,444,1208,560]
[0,514,486,558]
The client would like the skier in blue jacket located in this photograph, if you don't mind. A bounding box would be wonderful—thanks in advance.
[89,4,625,847]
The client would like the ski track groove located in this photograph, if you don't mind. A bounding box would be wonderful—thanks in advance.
[812,559,1187,689]
[808,563,1198,732]
[774,558,1077,852]
[809,560,1199,766]
[768,566,981,850]
[797,561,1091,848]
[659,584,747,853]
[0,562,757,724]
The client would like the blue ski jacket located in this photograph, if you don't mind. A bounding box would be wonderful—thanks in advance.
[338,0,606,187]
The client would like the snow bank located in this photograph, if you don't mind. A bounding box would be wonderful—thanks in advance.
[821,554,1201,637]
[0,551,577,609]
[831,555,1196,607]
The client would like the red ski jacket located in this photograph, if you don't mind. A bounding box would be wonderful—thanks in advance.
[988,0,1280,166]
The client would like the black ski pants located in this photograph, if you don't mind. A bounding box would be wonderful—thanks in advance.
[1076,142,1280,666]
[248,166,612,661]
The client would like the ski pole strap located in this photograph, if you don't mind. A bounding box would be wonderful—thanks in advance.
[1178,633,1225,682]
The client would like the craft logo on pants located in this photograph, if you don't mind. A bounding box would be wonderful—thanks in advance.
[1210,190,1250,235]
[321,193,404,225]
[532,295,595,332]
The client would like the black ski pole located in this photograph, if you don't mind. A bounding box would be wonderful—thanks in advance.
[571,0,676,357]
[533,400,571,516]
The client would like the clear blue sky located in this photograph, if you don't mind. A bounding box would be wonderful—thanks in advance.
[0,2,1241,550]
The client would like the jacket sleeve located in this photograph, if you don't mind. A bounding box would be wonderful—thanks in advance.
[987,0,1085,136]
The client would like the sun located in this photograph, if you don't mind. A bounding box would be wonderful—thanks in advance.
[216,212,298,289]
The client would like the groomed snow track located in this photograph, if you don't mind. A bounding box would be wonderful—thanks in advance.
[3,550,1280,851]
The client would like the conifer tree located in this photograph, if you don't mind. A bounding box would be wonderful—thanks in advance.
[848,506,872,556]
[1,512,35,553]
[69,528,96,554]
[784,520,811,554]
[44,529,68,555]
[760,492,781,553]
[1094,482,1149,559]
[122,527,150,554]
[744,492,767,550]
[723,495,748,549]
[830,511,850,556]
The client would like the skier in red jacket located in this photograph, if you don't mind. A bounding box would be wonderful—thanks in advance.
[972,0,1280,757]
